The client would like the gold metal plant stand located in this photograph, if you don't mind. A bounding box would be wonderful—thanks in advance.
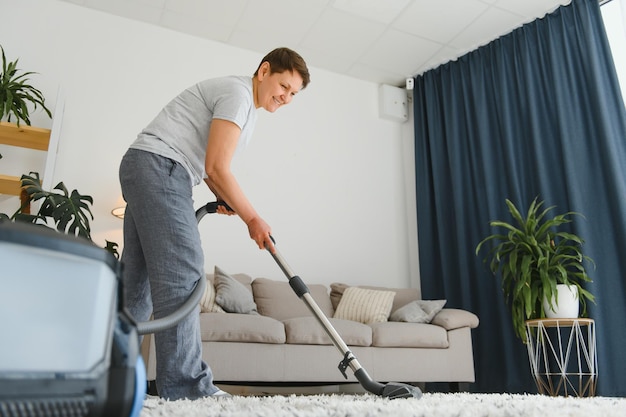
[525,318,597,397]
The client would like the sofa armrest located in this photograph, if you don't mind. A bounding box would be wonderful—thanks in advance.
[431,308,479,330]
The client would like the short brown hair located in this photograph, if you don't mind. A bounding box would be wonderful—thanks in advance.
[254,47,310,89]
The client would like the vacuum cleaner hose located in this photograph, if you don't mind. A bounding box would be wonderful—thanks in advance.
[135,202,219,335]
[136,278,206,335]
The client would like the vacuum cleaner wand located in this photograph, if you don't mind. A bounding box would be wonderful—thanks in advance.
[199,201,422,399]
[267,243,422,400]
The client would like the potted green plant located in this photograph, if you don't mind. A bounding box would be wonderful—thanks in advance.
[0,45,51,127]
[475,197,595,343]
[0,172,119,258]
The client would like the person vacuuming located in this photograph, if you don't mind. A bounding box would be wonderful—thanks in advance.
[118,47,310,400]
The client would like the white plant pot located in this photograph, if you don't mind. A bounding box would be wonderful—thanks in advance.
[543,284,579,318]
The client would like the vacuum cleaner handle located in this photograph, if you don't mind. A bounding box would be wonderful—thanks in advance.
[195,201,234,223]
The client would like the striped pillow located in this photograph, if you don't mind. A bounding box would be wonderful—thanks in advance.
[333,287,395,324]
[199,276,225,313]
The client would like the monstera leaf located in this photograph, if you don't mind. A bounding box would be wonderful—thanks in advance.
[15,172,93,239]
[1,173,118,258]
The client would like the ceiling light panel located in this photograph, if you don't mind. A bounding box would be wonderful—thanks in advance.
[331,0,411,24]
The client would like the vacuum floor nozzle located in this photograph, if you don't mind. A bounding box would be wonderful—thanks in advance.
[381,382,423,399]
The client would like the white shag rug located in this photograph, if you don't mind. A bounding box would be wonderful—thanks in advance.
[140,392,626,417]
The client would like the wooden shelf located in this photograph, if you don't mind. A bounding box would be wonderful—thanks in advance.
[0,121,52,199]
[0,121,51,151]
[0,174,22,196]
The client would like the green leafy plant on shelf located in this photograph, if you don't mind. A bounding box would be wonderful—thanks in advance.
[475,197,595,343]
[0,172,119,258]
[0,44,51,127]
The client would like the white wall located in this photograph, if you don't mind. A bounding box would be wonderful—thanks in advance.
[602,0,626,102]
[0,0,419,290]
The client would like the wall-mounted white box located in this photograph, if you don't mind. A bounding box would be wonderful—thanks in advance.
[378,84,408,122]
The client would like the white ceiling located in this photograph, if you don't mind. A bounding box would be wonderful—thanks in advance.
[61,0,573,86]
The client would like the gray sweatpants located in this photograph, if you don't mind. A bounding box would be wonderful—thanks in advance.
[119,148,218,400]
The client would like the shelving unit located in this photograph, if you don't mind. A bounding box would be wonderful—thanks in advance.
[0,122,52,196]
[0,90,64,207]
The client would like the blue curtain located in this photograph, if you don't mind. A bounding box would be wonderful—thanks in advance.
[414,0,626,396]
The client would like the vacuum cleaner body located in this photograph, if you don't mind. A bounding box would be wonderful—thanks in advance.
[0,221,144,417]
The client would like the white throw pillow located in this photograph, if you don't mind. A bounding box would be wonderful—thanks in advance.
[199,275,225,313]
[333,287,395,324]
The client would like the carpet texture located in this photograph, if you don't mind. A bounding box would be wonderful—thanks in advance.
[140,392,626,417]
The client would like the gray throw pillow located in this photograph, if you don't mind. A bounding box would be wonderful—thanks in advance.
[389,299,446,323]
[214,265,257,314]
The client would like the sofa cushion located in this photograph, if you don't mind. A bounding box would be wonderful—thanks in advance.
[283,317,372,346]
[333,287,395,324]
[330,283,421,314]
[200,312,285,343]
[370,322,449,348]
[252,277,334,321]
[431,308,480,330]
[389,300,447,323]
[214,266,257,314]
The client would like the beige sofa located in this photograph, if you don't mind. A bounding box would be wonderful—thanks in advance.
[143,267,479,391]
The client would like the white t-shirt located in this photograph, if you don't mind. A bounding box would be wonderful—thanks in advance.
[130,76,257,186]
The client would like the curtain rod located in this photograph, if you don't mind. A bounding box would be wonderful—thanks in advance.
[599,0,614,6]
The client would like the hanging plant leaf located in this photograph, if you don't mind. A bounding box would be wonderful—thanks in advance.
[0,45,52,126]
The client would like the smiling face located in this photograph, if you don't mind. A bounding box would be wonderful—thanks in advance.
[253,61,304,112]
